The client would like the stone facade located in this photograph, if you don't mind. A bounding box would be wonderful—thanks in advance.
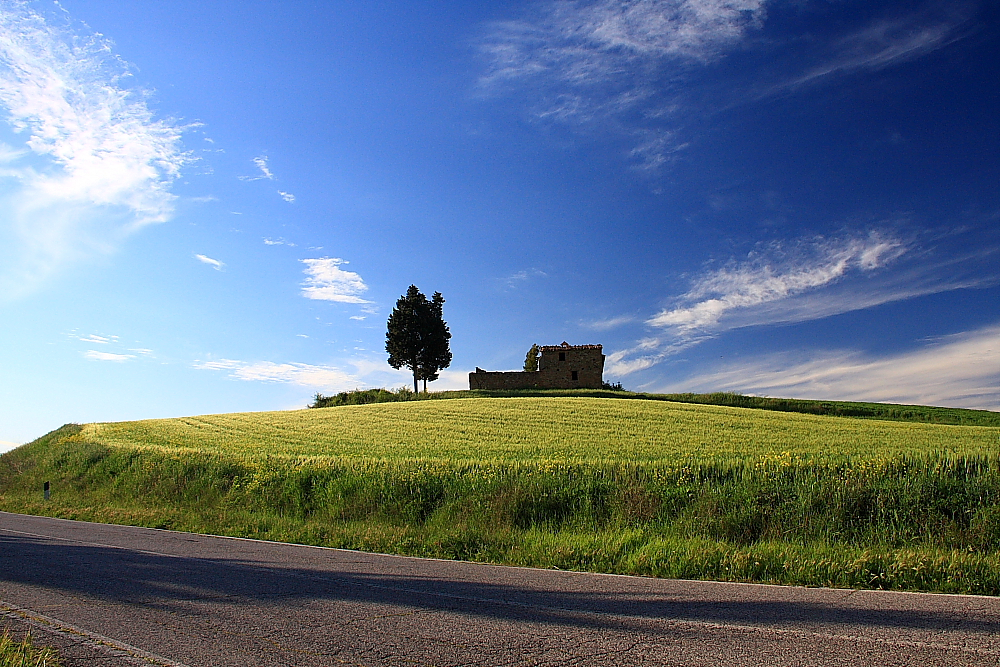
[469,342,605,390]
[467,370,541,390]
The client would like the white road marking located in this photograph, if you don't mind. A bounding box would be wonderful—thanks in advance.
[0,599,191,667]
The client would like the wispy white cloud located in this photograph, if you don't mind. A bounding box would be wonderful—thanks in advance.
[231,361,355,387]
[253,156,272,178]
[504,268,548,290]
[238,155,274,181]
[629,130,688,171]
[194,253,224,271]
[238,156,295,202]
[480,2,973,172]
[264,237,296,246]
[605,336,698,376]
[67,330,152,359]
[585,314,637,331]
[193,358,242,371]
[479,0,769,168]
[0,2,192,297]
[656,325,1000,411]
[194,354,469,394]
[481,0,768,88]
[300,257,371,304]
[84,350,134,362]
[647,232,907,334]
[72,332,117,344]
[606,232,998,376]
[0,141,26,161]
[194,357,361,391]
[781,13,971,91]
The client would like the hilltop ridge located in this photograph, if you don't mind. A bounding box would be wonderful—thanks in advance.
[310,387,1000,427]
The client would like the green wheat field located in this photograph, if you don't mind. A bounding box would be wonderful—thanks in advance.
[80,397,1000,462]
[4,394,1000,594]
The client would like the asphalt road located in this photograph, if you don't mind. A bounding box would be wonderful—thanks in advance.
[2,512,1000,666]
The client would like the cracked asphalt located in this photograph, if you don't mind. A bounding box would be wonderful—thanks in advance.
[2,512,1000,666]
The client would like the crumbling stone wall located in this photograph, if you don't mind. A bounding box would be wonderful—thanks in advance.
[537,343,604,389]
[468,369,540,390]
[469,343,604,390]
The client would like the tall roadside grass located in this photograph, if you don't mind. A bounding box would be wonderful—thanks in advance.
[4,423,1000,594]
[0,631,61,667]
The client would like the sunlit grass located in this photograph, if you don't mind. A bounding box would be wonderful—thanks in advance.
[3,397,1000,594]
[0,631,61,667]
[81,398,1000,464]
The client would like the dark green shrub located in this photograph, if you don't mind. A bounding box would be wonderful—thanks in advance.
[310,387,416,408]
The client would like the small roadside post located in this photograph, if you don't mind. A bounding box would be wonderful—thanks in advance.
[43,481,50,500]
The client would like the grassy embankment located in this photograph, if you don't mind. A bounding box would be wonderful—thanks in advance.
[3,395,1000,594]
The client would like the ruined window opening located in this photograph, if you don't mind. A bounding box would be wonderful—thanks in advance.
[571,370,578,381]
[559,352,566,361]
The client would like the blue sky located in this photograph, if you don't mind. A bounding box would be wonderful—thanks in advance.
[1,0,998,446]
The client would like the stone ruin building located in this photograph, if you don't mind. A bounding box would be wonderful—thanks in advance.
[469,342,605,390]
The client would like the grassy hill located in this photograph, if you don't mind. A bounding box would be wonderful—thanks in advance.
[81,397,999,462]
[3,394,1000,594]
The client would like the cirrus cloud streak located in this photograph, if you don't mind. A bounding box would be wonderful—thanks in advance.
[478,0,769,168]
[195,254,225,271]
[606,232,998,377]
[655,325,1000,411]
[647,233,906,334]
[194,358,359,390]
[84,350,135,362]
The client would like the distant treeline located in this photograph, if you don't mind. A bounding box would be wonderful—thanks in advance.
[310,387,1000,427]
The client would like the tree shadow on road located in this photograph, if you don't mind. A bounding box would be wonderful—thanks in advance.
[1,533,996,639]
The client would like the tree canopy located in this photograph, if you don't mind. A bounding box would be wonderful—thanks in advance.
[523,344,540,372]
[385,285,452,393]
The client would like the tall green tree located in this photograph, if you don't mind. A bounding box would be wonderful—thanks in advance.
[523,344,540,372]
[386,285,451,393]
[416,291,452,392]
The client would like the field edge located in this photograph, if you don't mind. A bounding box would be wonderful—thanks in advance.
[4,422,1000,596]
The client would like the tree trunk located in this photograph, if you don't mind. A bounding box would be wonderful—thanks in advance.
[422,378,427,393]
[413,369,419,394]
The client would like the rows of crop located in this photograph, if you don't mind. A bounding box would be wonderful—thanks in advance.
[314,388,1000,426]
[82,398,1000,463]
